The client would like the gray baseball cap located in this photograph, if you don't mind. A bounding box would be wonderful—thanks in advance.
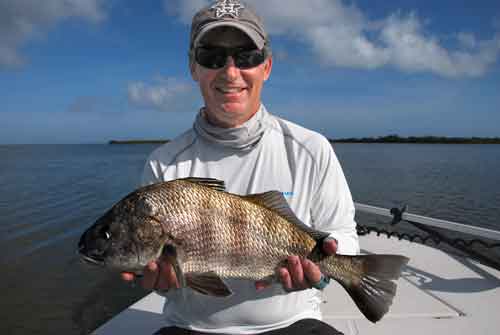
[190,0,269,50]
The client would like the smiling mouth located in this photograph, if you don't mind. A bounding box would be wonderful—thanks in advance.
[216,87,246,94]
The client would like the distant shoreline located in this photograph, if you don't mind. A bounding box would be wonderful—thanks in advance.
[328,135,500,144]
[109,136,500,145]
[109,140,170,145]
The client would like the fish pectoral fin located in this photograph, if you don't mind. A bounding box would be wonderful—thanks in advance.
[185,272,232,297]
[160,244,186,288]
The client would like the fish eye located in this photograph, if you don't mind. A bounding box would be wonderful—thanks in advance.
[100,229,111,240]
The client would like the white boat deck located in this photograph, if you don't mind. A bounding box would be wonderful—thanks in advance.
[93,234,500,334]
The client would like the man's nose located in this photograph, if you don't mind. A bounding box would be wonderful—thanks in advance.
[221,56,240,80]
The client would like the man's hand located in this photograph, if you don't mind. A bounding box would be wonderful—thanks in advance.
[255,238,338,291]
[121,259,180,291]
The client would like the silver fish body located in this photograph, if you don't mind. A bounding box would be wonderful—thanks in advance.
[79,178,408,322]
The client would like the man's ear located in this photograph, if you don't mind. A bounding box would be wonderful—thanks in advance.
[263,56,273,81]
[190,59,199,82]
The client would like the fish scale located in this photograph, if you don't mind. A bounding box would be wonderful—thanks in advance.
[147,181,313,280]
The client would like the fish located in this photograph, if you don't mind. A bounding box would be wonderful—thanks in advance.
[78,177,409,323]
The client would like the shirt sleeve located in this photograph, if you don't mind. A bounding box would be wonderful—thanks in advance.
[310,138,360,256]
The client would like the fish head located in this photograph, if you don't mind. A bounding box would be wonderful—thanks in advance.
[78,193,167,273]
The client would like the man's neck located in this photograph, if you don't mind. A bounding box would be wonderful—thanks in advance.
[203,107,260,128]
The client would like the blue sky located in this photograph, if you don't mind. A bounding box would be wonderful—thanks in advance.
[1,0,499,144]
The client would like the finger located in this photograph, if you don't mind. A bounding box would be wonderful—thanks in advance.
[322,238,338,255]
[121,272,135,282]
[301,259,321,285]
[278,267,293,291]
[142,261,159,290]
[287,256,308,289]
[156,260,179,290]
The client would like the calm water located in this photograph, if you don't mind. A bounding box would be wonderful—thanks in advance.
[0,143,499,334]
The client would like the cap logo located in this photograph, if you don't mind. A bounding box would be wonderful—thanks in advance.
[211,0,245,18]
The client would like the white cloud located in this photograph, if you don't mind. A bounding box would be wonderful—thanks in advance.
[169,0,500,78]
[379,13,500,77]
[0,0,108,69]
[457,32,477,49]
[127,76,195,112]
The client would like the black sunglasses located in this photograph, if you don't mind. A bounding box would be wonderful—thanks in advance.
[194,46,268,70]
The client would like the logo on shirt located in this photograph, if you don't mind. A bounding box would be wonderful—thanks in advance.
[282,191,294,197]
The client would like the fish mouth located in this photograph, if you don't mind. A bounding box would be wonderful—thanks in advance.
[79,252,105,266]
[78,238,105,266]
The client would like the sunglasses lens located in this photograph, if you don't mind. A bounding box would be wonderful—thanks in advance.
[234,49,266,69]
[195,48,228,69]
[195,47,266,69]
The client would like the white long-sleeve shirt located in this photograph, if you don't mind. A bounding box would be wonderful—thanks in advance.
[141,105,359,334]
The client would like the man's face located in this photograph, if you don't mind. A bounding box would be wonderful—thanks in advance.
[190,27,272,128]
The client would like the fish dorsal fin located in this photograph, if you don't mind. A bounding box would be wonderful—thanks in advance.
[244,191,300,224]
[179,177,226,192]
[243,191,329,242]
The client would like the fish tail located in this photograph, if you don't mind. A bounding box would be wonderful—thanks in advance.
[321,254,409,323]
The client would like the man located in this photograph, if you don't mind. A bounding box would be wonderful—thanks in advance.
[122,1,359,334]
